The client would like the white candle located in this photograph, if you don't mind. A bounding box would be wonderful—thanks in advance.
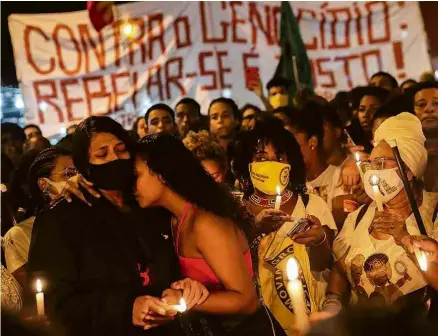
[414,248,428,272]
[36,279,45,316]
[285,257,309,333]
[274,186,281,210]
[355,152,363,180]
[370,175,383,211]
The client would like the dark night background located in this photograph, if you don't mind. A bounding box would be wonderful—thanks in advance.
[2,1,438,87]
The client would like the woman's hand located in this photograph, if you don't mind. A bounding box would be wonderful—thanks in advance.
[351,184,372,206]
[370,211,409,244]
[132,295,176,330]
[401,235,438,263]
[254,209,292,235]
[340,158,361,192]
[169,278,209,310]
[291,215,326,246]
[52,175,100,207]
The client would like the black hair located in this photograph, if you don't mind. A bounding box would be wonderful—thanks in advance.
[145,104,175,123]
[72,116,135,180]
[350,86,390,111]
[321,103,343,129]
[1,123,26,142]
[370,71,398,89]
[23,136,52,154]
[240,104,262,116]
[407,80,438,98]
[23,124,42,134]
[372,92,414,122]
[266,76,291,91]
[232,116,307,198]
[289,102,325,145]
[136,134,251,233]
[28,147,72,213]
[175,98,201,117]
[56,133,74,152]
[208,97,240,121]
[400,79,417,89]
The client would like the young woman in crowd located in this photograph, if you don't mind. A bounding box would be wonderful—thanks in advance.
[27,116,207,336]
[208,97,240,151]
[232,116,336,334]
[240,104,262,131]
[285,102,347,211]
[134,133,285,335]
[183,130,228,184]
[3,147,76,294]
[321,113,438,319]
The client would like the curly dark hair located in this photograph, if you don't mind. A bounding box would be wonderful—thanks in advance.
[232,116,307,198]
[136,133,250,233]
[364,253,389,273]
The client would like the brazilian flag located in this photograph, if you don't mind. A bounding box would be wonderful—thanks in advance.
[274,1,314,100]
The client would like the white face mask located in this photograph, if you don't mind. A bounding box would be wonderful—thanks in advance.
[363,168,404,204]
[42,178,67,199]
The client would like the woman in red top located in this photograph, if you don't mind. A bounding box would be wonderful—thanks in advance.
[134,134,286,335]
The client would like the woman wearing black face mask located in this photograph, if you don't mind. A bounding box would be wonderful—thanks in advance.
[27,116,207,336]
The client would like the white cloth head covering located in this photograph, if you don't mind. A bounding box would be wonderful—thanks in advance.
[374,112,427,177]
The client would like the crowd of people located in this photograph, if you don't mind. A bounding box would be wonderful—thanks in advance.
[1,70,438,336]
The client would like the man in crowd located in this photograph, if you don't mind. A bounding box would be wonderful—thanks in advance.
[1,123,26,168]
[23,124,42,140]
[175,98,201,138]
[240,104,262,131]
[144,103,177,136]
[369,71,398,91]
[411,81,438,191]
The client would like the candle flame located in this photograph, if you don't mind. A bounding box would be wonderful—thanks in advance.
[276,185,281,195]
[355,152,360,162]
[418,251,428,272]
[36,279,43,293]
[286,257,299,281]
[370,175,379,186]
[176,298,187,313]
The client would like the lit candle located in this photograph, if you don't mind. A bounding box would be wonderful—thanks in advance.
[370,175,383,211]
[274,186,281,210]
[285,257,309,333]
[414,248,428,272]
[36,279,45,316]
[172,298,187,313]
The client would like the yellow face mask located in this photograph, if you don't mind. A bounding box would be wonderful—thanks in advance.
[249,161,291,195]
[269,94,289,109]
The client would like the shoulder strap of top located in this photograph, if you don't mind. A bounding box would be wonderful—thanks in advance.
[302,193,310,208]
[175,202,192,254]
[354,203,371,230]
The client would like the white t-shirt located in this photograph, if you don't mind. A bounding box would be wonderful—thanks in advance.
[333,191,438,304]
[286,194,338,307]
[306,165,346,211]
[3,216,35,274]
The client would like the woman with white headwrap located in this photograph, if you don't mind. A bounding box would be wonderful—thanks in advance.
[315,113,438,320]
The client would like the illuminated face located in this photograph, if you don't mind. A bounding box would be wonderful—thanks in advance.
[24,126,42,140]
[147,109,176,136]
[370,75,394,91]
[134,156,166,208]
[241,108,257,131]
[89,132,130,165]
[414,88,438,133]
[202,159,226,183]
[209,102,236,138]
[268,86,287,98]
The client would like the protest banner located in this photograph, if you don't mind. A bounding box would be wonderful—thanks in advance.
[9,1,431,135]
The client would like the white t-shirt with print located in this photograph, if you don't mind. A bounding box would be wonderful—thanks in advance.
[306,165,346,211]
[333,191,438,304]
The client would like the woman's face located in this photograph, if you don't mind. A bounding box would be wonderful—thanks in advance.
[134,156,165,208]
[89,132,130,165]
[414,88,438,133]
[358,95,382,133]
[253,141,288,164]
[202,159,225,183]
[209,102,236,138]
[50,155,75,182]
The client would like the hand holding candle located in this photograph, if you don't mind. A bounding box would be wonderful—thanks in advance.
[285,257,309,333]
[36,279,45,316]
